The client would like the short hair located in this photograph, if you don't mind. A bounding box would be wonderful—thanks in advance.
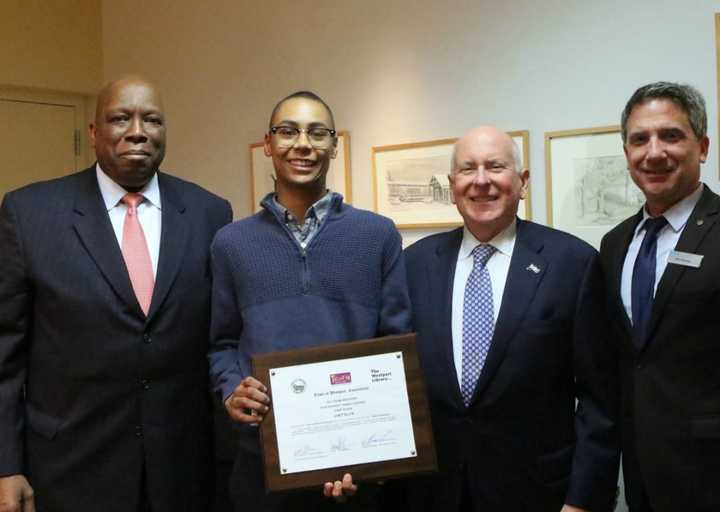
[268,91,335,130]
[621,81,707,143]
[450,135,523,174]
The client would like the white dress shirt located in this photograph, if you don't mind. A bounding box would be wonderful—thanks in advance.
[451,222,516,387]
[620,183,703,324]
[96,164,162,277]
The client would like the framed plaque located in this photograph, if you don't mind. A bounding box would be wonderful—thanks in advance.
[251,333,436,492]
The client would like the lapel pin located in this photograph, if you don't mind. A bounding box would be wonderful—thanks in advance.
[696,218,704,226]
[526,263,541,274]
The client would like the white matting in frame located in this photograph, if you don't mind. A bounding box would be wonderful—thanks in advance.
[716,13,720,178]
[509,130,531,222]
[545,125,643,249]
[249,131,352,214]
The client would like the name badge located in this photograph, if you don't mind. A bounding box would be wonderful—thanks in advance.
[667,250,703,268]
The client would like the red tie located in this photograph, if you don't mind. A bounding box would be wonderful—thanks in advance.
[121,193,154,315]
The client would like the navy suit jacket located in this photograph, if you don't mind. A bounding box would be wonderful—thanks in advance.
[399,220,619,512]
[0,167,232,512]
[600,185,720,512]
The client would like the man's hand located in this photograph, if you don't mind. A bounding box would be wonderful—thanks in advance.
[224,376,270,425]
[0,475,35,512]
[322,473,357,502]
[560,506,588,512]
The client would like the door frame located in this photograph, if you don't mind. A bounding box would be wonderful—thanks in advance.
[0,85,95,169]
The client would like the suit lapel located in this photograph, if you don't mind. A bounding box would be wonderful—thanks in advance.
[72,167,141,315]
[645,187,720,350]
[430,229,465,408]
[611,212,642,339]
[146,173,188,323]
[472,220,547,401]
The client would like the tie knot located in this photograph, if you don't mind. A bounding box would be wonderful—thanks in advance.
[472,244,496,267]
[122,193,145,210]
[643,216,667,238]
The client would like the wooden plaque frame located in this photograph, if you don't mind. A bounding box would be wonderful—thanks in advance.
[251,333,436,492]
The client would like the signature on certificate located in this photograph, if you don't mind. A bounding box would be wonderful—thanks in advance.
[362,430,396,448]
[294,445,323,457]
[330,436,351,452]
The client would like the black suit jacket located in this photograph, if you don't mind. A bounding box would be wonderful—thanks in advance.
[0,167,232,512]
[398,220,619,512]
[600,185,720,512]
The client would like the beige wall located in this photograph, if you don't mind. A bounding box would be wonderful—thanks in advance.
[1,0,102,94]
[101,0,720,248]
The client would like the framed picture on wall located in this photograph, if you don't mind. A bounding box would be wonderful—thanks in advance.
[509,130,531,221]
[372,132,531,229]
[544,125,642,249]
[715,12,720,177]
[249,131,353,214]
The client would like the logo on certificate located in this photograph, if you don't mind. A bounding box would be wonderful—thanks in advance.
[291,379,306,393]
[330,372,352,385]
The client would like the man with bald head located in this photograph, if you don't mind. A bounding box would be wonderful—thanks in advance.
[0,77,232,511]
[396,126,619,511]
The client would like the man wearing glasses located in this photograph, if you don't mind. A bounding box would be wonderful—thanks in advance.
[208,91,412,511]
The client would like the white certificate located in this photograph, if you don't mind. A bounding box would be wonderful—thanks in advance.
[269,351,417,474]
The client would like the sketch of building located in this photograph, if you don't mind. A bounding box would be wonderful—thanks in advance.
[429,174,453,204]
[574,155,643,226]
[384,153,454,207]
[387,180,432,204]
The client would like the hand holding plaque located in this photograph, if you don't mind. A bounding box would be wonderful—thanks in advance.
[322,473,357,501]
[224,376,270,424]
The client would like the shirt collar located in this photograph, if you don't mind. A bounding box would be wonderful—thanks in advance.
[634,183,703,237]
[95,163,162,211]
[459,219,517,260]
[270,190,335,224]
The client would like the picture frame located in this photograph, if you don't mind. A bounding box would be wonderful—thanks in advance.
[715,13,720,177]
[509,130,531,221]
[372,131,531,229]
[249,131,352,214]
[544,125,642,249]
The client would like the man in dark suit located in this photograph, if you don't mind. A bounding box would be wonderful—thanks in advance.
[399,126,619,512]
[0,77,232,512]
[600,82,719,512]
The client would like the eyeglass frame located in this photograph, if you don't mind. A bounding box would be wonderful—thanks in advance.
[269,125,337,149]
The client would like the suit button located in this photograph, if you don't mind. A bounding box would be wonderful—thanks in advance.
[140,379,150,390]
[143,333,152,344]
[135,425,143,437]
[636,363,644,370]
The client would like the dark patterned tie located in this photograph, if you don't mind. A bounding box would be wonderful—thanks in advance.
[630,216,668,348]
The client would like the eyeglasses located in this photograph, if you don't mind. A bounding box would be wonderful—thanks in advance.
[270,125,337,149]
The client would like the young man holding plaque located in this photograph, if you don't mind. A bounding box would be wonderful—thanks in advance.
[394,126,619,511]
[208,91,412,511]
